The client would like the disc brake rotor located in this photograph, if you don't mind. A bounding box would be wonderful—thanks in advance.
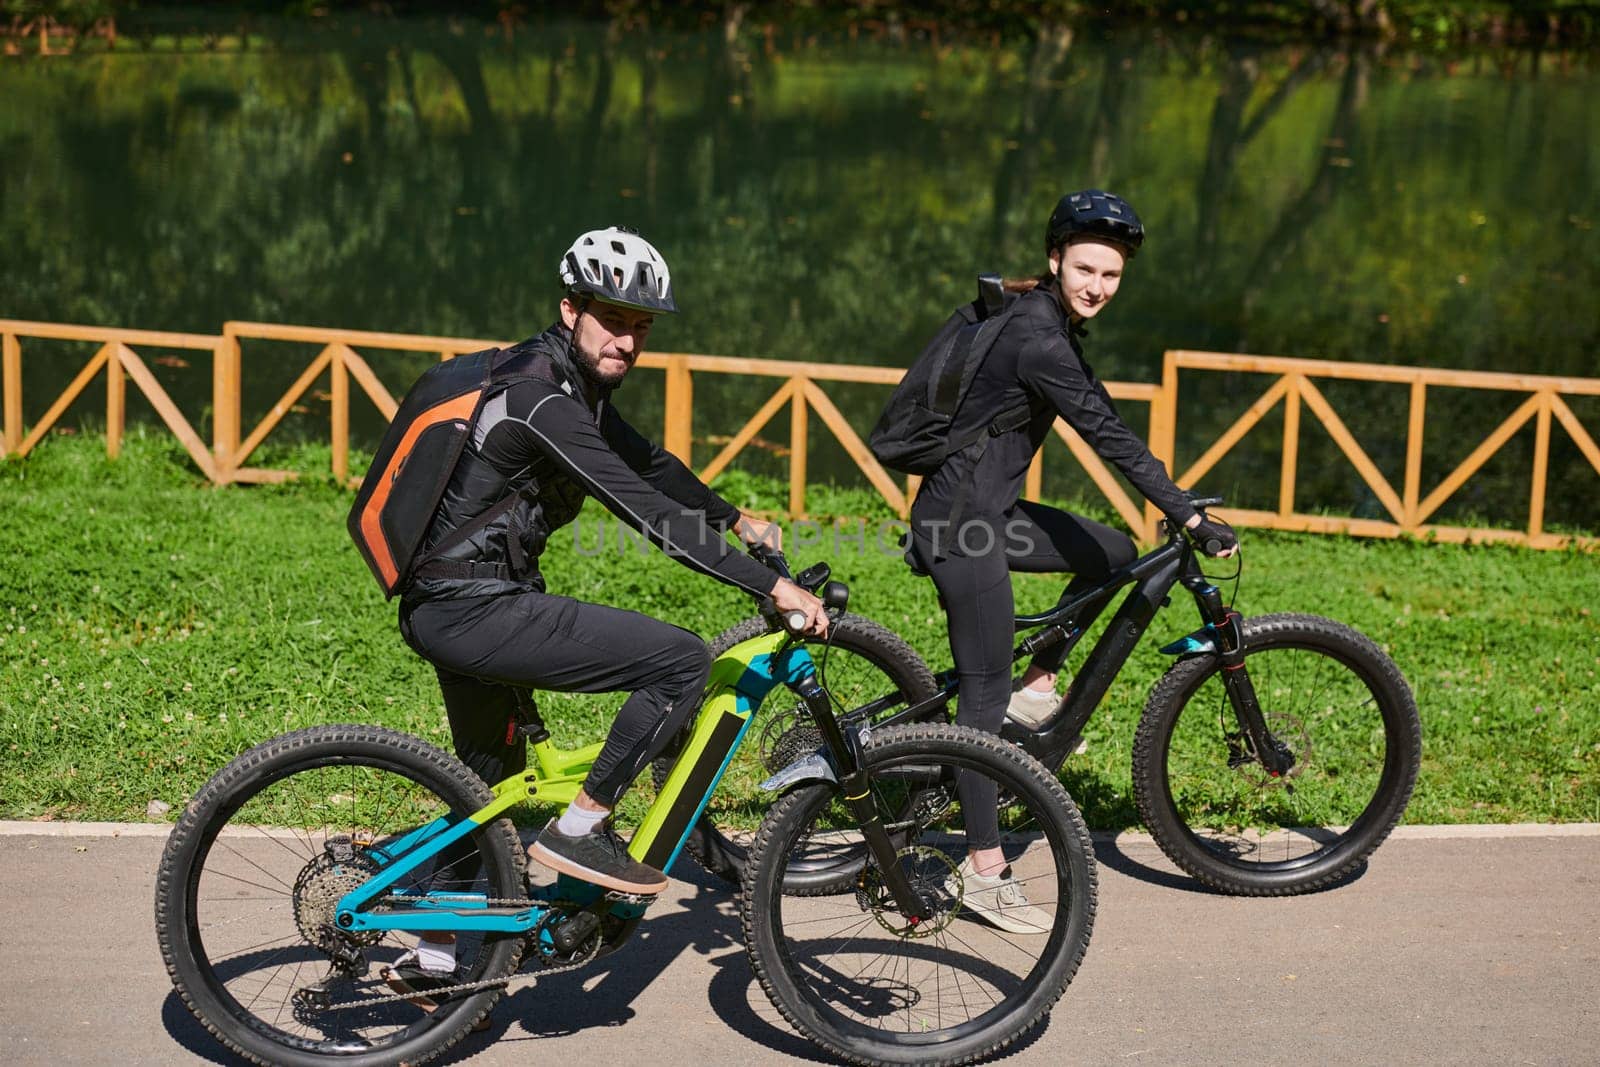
[854,845,960,938]
[1237,711,1312,789]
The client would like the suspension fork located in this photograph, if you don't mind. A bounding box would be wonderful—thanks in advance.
[792,673,931,922]
[1184,578,1295,777]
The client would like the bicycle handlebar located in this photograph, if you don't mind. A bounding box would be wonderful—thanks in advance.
[749,545,847,635]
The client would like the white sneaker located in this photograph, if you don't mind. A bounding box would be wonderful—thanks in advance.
[1006,684,1059,728]
[1006,683,1088,753]
[943,858,1052,935]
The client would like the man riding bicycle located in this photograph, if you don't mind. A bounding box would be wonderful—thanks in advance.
[390,227,825,989]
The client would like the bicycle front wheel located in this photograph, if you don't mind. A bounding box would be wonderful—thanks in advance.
[743,723,1096,1066]
[1132,613,1422,895]
[155,725,526,1067]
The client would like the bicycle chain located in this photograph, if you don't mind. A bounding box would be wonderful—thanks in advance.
[315,892,651,1012]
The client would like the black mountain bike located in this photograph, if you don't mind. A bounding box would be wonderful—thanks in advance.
[676,496,1423,897]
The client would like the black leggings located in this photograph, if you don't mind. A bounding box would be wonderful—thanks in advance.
[399,590,712,808]
[911,500,1136,850]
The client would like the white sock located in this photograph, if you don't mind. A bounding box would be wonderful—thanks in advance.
[416,938,455,973]
[556,802,608,837]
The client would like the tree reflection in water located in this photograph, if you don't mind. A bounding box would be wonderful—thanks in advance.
[2,13,1595,527]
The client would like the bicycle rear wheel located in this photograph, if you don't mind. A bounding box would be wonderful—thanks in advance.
[1132,613,1422,895]
[743,723,1096,1066]
[656,613,936,892]
[155,725,526,1067]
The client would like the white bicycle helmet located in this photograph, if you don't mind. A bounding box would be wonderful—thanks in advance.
[558,226,678,314]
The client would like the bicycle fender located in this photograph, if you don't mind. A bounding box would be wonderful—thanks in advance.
[759,751,838,792]
[758,721,875,793]
[1160,625,1217,657]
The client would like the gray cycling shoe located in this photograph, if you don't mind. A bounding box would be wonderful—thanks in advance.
[528,819,669,895]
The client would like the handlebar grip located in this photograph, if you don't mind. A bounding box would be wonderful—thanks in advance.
[1203,537,1223,556]
[757,596,809,635]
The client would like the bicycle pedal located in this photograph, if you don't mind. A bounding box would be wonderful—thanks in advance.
[602,889,658,905]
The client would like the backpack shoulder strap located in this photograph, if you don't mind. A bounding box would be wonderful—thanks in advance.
[927,279,1033,559]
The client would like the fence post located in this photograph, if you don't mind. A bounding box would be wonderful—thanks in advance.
[331,345,349,483]
[1529,389,1552,540]
[214,330,241,482]
[106,343,126,460]
[1279,374,1301,518]
[1402,378,1426,530]
[791,376,808,519]
[663,355,693,464]
[2,333,19,456]
[1146,351,1180,542]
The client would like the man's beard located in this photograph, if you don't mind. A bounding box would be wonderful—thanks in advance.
[572,347,621,388]
[570,321,628,389]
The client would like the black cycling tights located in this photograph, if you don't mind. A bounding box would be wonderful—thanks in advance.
[911,499,1136,850]
[400,591,712,810]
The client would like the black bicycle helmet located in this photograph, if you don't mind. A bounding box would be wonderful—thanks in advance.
[559,226,678,314]
[1045,189,1144,257]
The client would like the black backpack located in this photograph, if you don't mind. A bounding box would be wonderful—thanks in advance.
[868,273,1033,477]
[348,346,525,598]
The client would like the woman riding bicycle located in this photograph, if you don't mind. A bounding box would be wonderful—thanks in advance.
[904,189,1237,919]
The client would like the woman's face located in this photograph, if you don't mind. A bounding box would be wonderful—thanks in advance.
[1050,238,1126,321]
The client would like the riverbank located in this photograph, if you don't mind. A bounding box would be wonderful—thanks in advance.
[2,432,1595,826]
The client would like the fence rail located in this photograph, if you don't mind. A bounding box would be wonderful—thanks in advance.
[2,318,1596,550]
[1166,351,1600,550]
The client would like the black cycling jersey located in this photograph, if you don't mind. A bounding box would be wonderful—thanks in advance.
[906,280,1193,852]
[910,283,1197,533]
[404,321,777,603]
[396,319,774,818]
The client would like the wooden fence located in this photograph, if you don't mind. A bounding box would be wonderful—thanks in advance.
[1164,351,1600,550]
[2,318,1596,550]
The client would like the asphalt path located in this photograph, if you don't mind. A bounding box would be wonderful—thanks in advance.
[1,822,1596,1067]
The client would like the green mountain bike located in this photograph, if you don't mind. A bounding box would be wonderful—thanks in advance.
[155,573,1098,1067]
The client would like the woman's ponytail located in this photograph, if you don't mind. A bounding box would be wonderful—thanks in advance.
[1001,272,1053,294]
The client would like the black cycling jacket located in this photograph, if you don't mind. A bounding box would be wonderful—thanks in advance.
[910,283,1197,532]
[404,322,777,603]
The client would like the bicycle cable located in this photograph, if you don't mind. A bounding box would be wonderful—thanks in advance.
[1204,550,1245,611]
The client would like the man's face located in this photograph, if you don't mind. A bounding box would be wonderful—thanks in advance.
[1049,238,1126,320]
[561,297,655,388]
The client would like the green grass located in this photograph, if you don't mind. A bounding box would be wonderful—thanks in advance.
[1,430,1597,828]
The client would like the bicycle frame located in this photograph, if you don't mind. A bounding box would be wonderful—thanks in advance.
[328,629,825,938]
[882,524,1287,779]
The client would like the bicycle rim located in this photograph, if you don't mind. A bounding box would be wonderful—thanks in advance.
[170,750,519,1061]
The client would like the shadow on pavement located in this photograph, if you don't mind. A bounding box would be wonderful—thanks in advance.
[448,862,816,1062]
[161,990,251,1066]
[1092,836,1371,896]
